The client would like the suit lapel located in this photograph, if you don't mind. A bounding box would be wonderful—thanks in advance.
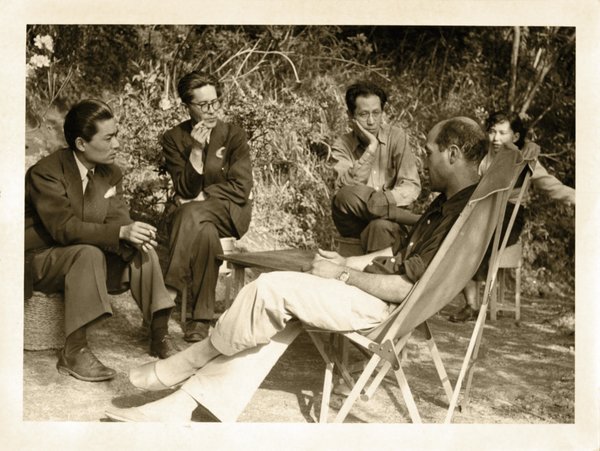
[62,150,85,220]
[92,166,111,221]
[206,120,228,160]
[63,150,111,223]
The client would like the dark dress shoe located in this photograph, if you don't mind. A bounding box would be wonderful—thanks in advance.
[57,347,116,382]
[449,305,479,323]
[150,334,180,359]
[183,320,211,343]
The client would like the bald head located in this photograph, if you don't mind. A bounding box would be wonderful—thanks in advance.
[428,117,487,164]
[424,116,488,197]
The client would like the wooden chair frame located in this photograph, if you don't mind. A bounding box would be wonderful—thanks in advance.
[308,149,534,423]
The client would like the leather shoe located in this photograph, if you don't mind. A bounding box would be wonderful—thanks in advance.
[449,305,479,323]
[184,320,211,343]
[150,334,179,359]
[57,347,116,382]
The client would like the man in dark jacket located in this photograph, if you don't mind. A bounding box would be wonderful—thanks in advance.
[25,99,178,382]
[161,72,253,342]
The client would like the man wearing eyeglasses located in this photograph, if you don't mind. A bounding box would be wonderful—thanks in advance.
[331,81,421,253]
[161,71,253,342]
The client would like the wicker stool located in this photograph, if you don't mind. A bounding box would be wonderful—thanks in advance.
[24,292,65,351]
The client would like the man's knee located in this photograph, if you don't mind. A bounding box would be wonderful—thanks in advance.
[196,222,219,243]
[73,244,105,266]
[333,185,372,212]
[361,219,407,253]
[365,218,399,235]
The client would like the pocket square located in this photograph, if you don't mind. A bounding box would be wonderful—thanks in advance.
[215,146,225,159]
[104,186,117,198]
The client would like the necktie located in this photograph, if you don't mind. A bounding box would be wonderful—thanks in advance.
[83,169,104,223]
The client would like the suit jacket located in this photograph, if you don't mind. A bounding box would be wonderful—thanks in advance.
[25,148,133,254]
[161,119,253,237]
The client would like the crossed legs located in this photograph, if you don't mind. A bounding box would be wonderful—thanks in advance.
[107,271,391,421]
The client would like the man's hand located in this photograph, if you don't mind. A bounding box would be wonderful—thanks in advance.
[119,221,158,253]
[314,248,347,266]
[191,120,211,149]
[189,121,209,174]
[309,259,345,280]
[351,119,378,150]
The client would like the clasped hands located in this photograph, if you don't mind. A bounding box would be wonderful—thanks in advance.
[119,222,158,253]
[308,248,348,279]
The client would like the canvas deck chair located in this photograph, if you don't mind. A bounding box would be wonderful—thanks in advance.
[307,147,535,423]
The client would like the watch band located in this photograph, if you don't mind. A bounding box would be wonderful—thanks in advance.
[338,270,350,283]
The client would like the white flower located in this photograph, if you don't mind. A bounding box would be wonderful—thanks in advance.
[34,35,54,53]
[25,63,34,78]
[29,54,51,68]
[158,96,172,111]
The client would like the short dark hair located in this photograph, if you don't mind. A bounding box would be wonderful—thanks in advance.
[63,99,114,151]
[345,81,387,115]
[435,118,488,164]
[177,71,221,104]
[485,111,527,149]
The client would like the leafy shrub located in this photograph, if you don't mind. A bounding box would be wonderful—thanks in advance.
[24,25,575,299]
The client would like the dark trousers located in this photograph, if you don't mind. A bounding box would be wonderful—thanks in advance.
[332,185,409,253]
[164,199,237,320]
[30,245,174,337]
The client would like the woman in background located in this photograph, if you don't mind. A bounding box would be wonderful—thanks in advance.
[450,111,575,322]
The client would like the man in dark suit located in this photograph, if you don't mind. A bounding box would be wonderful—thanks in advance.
[25,99,178,382]
[161,72,253,342]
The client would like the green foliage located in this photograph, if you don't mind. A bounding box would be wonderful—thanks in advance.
[521,195,575,296]
[25,25,575,297]
[110,66,188,236]
[226,86,338,249]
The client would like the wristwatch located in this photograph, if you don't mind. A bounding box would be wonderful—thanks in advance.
[338,270,350,283]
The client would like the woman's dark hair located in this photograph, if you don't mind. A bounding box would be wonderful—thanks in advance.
[485,111,527,149]
[177,71,221,104]
[63,99,114,151]
[345,81,388,114]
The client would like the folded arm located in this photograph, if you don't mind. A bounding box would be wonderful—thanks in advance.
[387,127,421,207]
[309,257,412,303]
[331,135,377,189]
[161,131,205,199]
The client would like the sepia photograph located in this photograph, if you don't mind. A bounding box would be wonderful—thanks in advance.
[2,0,599,450]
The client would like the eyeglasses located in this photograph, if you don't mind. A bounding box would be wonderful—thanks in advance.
[188,98,221,113]
[355,111,382,121]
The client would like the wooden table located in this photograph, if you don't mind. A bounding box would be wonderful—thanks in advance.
[217,249,316,308]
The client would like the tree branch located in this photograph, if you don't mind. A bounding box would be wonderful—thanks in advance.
[508,26,520,111]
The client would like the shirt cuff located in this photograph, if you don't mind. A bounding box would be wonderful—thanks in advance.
[189,150,204,174]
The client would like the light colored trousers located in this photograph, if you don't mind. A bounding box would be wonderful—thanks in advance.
[179,271,392,421]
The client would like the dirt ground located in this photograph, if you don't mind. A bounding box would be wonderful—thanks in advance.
[23,270,574,424]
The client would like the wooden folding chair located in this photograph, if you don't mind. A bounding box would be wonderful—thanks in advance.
[307,147,535,423]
